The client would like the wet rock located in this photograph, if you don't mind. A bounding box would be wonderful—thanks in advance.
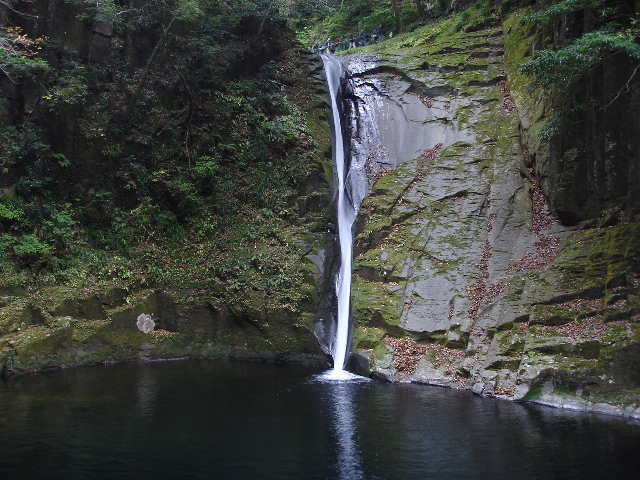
[99,288,128,308]
[109,291,178,331]
[413,360,456,388]
[346,351,370,376]
[51,295,106,320]
[136,314,155,334]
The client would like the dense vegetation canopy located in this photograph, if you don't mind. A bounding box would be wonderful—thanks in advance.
[0,0,335,312]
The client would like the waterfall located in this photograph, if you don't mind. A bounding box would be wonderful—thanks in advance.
[321,54,359,380]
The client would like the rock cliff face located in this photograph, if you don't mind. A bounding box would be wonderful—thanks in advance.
[340,14,640,419]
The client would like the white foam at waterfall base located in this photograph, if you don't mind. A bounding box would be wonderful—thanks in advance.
[321,54,358,380]
[318,369,366,382]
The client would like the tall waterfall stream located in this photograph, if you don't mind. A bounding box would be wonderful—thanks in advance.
[321,54,363,380]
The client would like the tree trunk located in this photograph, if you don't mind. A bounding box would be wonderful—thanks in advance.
[414,0,425,18]
[391,0,402,33]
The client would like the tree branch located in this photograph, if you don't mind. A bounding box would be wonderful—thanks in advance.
[135,15,177,91]
[0,0,39,18]
[603,63,640,110]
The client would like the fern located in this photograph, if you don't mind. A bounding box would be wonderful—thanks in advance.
[525,0,605,23]
[519,27,640,88]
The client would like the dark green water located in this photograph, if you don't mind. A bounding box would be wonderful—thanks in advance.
[1,360,638,479]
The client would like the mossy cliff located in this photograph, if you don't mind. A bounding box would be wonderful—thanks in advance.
[0,1,337,373]
[337,3,640,420]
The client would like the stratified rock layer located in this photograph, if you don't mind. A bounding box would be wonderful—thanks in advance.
[345,17,640,420]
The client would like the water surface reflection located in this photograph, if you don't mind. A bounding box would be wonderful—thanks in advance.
[314,375,370,480]
[1,361,638,480]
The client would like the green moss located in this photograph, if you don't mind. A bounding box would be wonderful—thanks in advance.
[351,276,402,329]
[494,330,526,355]
[522,382,543,401]
[353,326,386,350]
[529,304,577,326]
[503,10,537,101]
[527,325,563,337]
[488,357,522,371]
[93,327,148,348]
[552,222,640,293]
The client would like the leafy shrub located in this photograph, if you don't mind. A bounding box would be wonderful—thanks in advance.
[13,234,53,264]
[42,74,89,110]
[0,233,13,255]
[193,155,221,179]
[43,211,78,250]
[449,0,494,32]
[0,125,49,171]
[0,26,49,79]
[0,196,24,223]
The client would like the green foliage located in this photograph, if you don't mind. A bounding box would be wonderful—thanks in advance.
[538,104,585,141]
[109,199,183,244]
[232,0,288,17]
[289,0,334,20]
[298,0,495,48]
[525,0,604,23]
[51,153,71,168]
[0,125,50,171]
[519,27,640,88]
[0,26,49,80]
[175,0,205,21]
[42,211,78,250]
[42,74,89,110]
[0,233,12,255]
[297,0,398,46]
[0,196,24,223]
[1,54,49,76]
[13,234,53,260]
[0,0,329,317]
[448,0,494,32]
[538,114,562,142]
[69,0,123,22]
[193,156,220,180]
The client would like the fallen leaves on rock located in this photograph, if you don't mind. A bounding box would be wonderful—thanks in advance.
[370,167,395,184]
[365,144,392,184]
[385,337,426,373]
[537,317,609,340]
[499,80,516,115]
[530,178,557,235]
[151,329,177,337]
[508,235,560,273]
[508,177,561,273]
[610,299,628,310]
[385,337,465,375]
[556,298,604,312]
[467,236,509,319]
[494,386,515,396]
[418,93,433,108]
[419,143,444,162]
